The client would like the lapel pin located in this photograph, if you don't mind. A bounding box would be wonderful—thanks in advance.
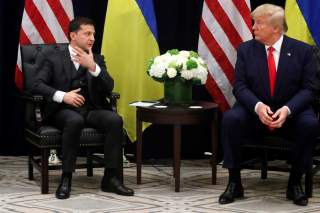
[287,52,291,56]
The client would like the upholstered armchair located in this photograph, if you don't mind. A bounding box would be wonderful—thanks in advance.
[21,43,122,194]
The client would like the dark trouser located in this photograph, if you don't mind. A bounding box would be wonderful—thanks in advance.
[51,108,122,173]
[221,104,319,175]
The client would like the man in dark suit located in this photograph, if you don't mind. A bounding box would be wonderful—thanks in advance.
[32,17,134,199]
[218,4,319,206]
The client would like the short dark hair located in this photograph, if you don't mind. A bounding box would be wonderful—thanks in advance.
[68,17,95,40]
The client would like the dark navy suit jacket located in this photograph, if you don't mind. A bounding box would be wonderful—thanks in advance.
[233,35,317,116]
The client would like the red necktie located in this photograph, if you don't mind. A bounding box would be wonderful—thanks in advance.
[267,46,276,131]
[267,46,276,97]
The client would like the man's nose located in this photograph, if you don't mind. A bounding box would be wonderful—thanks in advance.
[252,23,258,30]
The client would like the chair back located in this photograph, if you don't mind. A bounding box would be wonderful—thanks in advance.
[20,43,68,93]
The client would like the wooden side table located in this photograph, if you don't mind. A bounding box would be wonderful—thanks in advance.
[136,101,218,192]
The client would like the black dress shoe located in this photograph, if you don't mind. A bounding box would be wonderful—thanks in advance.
[219,182,244,204]
[286,184,308,206]
[101,176,134,196]
[55,176,71,199]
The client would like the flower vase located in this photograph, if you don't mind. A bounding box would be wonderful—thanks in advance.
[164,80,192,105]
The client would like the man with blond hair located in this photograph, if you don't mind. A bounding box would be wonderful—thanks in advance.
[219,4,319,206]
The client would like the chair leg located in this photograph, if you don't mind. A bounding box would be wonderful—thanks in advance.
[261,150,268,179]
[305,169,313,198]
[28,155,34,180]
[86,149,93,177]
[41,148,49,194]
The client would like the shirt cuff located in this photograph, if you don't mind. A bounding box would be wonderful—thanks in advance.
[283,105,291,115]
[254,101,263,114]
[88,64,101,77]
[53,90,66,103]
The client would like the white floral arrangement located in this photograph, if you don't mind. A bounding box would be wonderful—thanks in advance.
[147,49,208,85]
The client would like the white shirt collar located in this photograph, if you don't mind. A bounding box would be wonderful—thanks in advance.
[265,35,283,53]
[68,45,80,69]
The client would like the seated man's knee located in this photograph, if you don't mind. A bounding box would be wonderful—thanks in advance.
[110,113,123,128]
[298,118,319,135]
[222,110,246,128]
[66,114,85,129]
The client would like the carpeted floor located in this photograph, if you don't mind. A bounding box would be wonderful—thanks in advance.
[0,156,320,212]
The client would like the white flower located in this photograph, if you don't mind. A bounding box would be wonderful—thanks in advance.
[176,56,188,70]
[181,70,193,80]
[147,49,208,85]
[167,68,177,78]
[178,50,190,58]
[149,63,166,78]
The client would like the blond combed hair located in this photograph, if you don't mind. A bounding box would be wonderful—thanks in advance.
[251,4,288,33]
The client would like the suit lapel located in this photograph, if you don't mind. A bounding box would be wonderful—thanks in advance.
[61,48,74,83]
[274,36,291,98]
[254,41,271,97]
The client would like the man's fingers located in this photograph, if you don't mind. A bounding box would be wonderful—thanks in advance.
[72,88,81,93]
[272,110,280,120]
[72,96,84,107]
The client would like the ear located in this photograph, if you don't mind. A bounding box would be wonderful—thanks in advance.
[69,32,77,41]
[273,25,281,34]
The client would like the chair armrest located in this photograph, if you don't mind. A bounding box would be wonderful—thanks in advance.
[107,92,120,112]
[22,93,45,129]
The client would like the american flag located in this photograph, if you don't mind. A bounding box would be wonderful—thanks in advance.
[198,0,252,111]
[15,0,74,90]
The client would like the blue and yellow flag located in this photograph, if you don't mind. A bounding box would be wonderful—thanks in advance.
[285,0,320,45]
[101,0,162,141]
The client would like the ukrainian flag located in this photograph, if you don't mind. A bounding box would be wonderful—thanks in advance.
[101,0,162,141]
[285,0,320,45]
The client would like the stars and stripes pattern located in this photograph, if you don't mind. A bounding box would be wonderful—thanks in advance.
[198,0,252,111]
[15,0,74,90]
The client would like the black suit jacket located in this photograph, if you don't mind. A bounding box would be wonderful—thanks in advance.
[32,48,114,118]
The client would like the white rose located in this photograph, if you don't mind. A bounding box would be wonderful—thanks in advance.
[167,67,177,78]
[176,56,188,70]
[178,50,190,58]
[154,53,171,64]
[181,70,193,80]
[150,63,166,78]
[194,66,208,84]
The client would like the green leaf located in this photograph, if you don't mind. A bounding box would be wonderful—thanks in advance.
[189,51,199,58]
[146,58,154,75]
[167,49,179,55]
[186,59,198,70]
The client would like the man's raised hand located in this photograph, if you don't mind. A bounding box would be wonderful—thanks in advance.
[72,46,96,71]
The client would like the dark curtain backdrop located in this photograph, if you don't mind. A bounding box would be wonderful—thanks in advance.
[0,0,285,156]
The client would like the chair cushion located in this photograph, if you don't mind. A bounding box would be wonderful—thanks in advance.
[25,126,105,148]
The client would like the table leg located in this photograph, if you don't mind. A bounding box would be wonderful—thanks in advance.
[173,125,181,192]
[136,116,142,184]
[211,117,218,185]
